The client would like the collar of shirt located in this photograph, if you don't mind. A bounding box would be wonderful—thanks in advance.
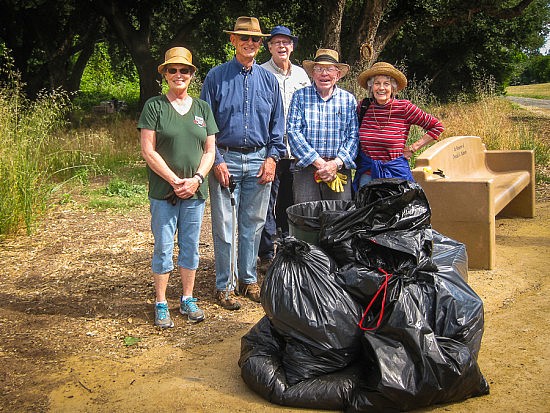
[232,57,256,75]
[313,83,339,101]
[267,58,291,76]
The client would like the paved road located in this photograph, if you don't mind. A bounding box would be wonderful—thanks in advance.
[506,96,550,109]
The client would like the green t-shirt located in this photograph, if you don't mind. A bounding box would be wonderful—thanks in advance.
[138,96,218,200]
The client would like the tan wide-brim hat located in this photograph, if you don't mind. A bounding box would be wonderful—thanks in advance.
[224,16,269,37]
[302,49,350,78]
[358,62,407,91]
[157,47,197,74]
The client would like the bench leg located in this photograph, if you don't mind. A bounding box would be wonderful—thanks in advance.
[431,220,495,270]
[498,183,535,218]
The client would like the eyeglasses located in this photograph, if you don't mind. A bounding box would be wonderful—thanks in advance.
[166,67,192,75]
[270,40,292,47]
[312,66,339,74]
[239,35,262,43]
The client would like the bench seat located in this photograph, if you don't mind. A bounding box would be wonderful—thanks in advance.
[412,136,535,269]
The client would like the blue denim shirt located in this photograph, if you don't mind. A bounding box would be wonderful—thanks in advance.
[200,58,286,165]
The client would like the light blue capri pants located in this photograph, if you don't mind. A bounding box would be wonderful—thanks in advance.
[149,197,206,275]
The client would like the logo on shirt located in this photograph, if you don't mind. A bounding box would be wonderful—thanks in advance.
[194,116,205,127]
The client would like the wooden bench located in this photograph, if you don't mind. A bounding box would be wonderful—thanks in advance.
[411,135,535,269]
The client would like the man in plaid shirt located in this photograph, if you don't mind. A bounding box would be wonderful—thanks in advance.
[287,49,358,203]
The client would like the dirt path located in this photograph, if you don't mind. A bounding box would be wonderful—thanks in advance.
[1,193,549,412]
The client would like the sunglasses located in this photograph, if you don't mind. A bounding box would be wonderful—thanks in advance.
[239,35,262,43]
[166,67,192,75]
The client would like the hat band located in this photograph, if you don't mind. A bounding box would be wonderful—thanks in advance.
[235,26,260,32]
[314,55,338,64]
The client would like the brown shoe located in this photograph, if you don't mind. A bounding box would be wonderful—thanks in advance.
[215,290,241,310]
[238,282,261,302]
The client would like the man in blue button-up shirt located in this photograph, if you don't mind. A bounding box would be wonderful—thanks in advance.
[200,16,285,311]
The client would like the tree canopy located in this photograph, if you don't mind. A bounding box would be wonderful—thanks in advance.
[0,0,548,106]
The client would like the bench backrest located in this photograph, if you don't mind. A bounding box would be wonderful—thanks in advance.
[414,136,487,179]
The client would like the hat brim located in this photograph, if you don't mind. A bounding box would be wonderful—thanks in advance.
[303,60,350,78]
[158,58,197,75]
[358,66,407,91]
[263,34,298,48]
[224,30,269,37]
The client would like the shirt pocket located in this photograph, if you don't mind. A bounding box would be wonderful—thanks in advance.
[255,90,274,115]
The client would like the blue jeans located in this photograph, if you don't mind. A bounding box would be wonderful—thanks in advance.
[292,164,353,204]
[149,197,206,274]
[209,148,271,291]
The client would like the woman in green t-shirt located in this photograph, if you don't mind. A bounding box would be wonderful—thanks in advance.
[138,47,218,328]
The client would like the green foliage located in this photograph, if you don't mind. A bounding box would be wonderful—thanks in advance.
[123,336,141,347]
[88,178,148,211]
[515,54,550,84]
[104,179,146,198]
[0,58,71,235]
[0,49,145,236]
[381,0,550,101]
[77,42,140,111]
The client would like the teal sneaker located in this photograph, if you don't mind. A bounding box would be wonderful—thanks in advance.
[179,297,205,323]
[154,302,174,328]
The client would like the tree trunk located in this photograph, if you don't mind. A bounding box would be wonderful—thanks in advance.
[322,0,347,53]
[92,0,162,110]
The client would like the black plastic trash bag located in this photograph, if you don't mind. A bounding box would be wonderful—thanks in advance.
[319,179,432,266]
[287,200,355,245]
[240,180,488,411]
[260,237,364,385]
[347,275,489,411]
[340,235,488,412]
[239,316,362,410]
[431,229,469,282]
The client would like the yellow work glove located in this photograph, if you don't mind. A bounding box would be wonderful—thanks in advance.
[315,172,348,192]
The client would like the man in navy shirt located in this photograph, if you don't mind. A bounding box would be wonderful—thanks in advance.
[200,16,285,310]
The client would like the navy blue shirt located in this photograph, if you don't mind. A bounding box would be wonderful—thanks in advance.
[200,58,286,165]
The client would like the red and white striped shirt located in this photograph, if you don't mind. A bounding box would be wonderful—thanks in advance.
[358,98,444,161]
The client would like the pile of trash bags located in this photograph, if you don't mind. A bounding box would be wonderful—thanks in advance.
[239,179,489,412]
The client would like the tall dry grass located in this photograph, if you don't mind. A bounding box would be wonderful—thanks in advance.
[0,71,71,235]
[506,83,550,99]
[431,97,549,174]
[0,64,142,236]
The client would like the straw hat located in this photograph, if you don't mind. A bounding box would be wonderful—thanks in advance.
[224,16,269,37]
[357,62,407,91]
[302,49,350,78]
[157,47,196,74]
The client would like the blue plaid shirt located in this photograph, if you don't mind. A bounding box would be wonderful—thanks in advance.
[287,84,359,168]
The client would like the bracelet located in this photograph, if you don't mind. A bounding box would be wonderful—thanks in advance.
[193,172,204,184]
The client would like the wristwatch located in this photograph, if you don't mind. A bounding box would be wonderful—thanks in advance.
[193,172,204,184]
[269,154,280,163]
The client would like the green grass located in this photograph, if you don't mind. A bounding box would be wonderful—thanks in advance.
[506,83,550,99]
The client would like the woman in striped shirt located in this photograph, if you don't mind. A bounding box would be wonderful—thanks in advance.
[354,62,444,189]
